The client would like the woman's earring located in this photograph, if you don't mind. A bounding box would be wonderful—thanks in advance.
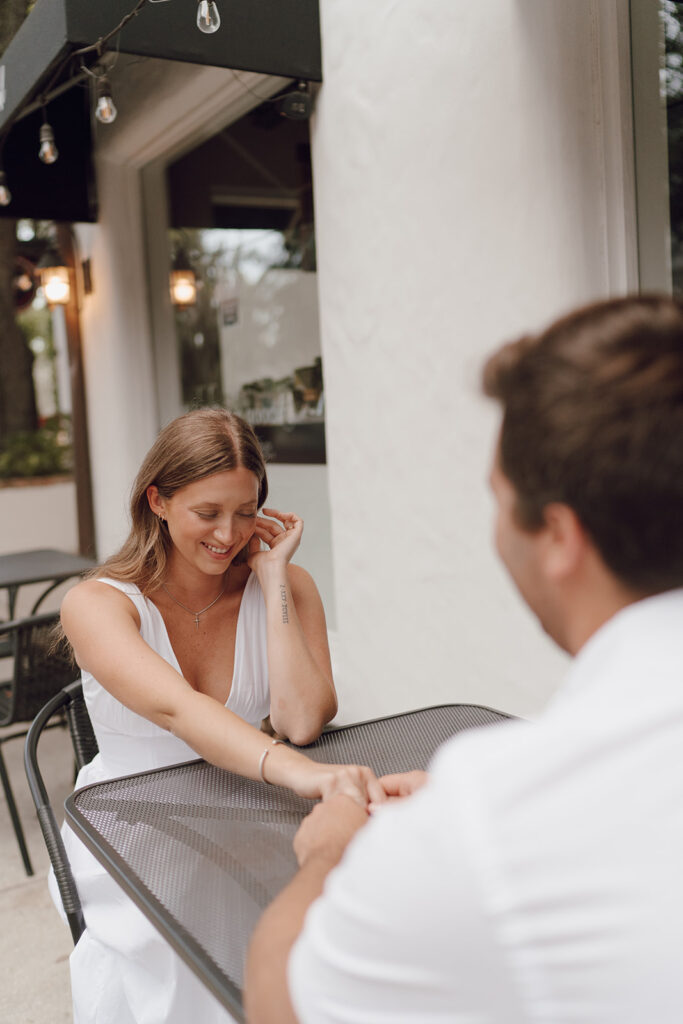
[157,513,166,525]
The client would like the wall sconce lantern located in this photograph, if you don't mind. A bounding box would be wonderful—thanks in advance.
[170,250,197,307]
[37,246,71,306]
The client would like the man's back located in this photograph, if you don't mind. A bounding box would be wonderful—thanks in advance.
[289,589,683,1022]
[246,296,683,1024]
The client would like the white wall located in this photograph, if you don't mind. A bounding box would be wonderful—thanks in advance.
[0,480,78,557]
[313,0,637,723]
[76,163,160,560]
[266,464,336,625]
[0,479,79,616]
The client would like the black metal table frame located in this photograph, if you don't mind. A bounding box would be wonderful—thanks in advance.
[65,703,510,1023]
[0,547,96,619]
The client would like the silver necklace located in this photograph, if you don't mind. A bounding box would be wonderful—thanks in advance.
[162,583,225,630]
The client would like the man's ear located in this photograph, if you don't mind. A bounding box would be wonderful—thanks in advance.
[541,503,587,582]
[146,484,164,518]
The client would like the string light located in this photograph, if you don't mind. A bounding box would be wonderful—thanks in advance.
[0,0,230,199]
[196,1,221,34]
[38,112,58,164]
[0,170,11,206]
[95,76,118,124]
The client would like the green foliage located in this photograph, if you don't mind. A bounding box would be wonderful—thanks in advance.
[0,417,72,481]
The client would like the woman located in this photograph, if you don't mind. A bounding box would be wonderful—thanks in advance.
[53,407,382,1024]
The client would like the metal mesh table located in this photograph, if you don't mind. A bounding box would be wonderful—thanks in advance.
[65,703,509,1022]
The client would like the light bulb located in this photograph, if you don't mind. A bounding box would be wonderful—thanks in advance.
[170,269,197,307]
[96,94,117,124]
[197,0,220,34]
[41,267,70,306]
[39,122,58,164]
[0,171,11,207]
[95,77,117,124]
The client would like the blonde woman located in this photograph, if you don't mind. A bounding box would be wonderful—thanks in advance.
[52,407,382,1024]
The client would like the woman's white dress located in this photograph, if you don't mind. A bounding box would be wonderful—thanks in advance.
[49,574,270,1024]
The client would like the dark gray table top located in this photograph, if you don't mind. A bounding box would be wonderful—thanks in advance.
[0,548,95,588]
[66,703,510,1023]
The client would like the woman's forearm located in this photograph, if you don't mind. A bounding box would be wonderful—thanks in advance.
[165,689,382,805]
[258,566,337,745]
[164,688,314,787]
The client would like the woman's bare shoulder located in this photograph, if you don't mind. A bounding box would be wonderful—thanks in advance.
[286,562,315,589]
[61,577,141,624]
[285,563,323,608]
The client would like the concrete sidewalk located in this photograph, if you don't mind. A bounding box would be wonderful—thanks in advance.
[0,719,74,1023]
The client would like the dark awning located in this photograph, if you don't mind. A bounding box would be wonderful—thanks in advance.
[0,0,322,222]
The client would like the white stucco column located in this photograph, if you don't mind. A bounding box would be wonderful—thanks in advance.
[312,0,636,721]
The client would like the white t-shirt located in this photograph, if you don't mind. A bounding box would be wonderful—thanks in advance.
[289,589,683,1023]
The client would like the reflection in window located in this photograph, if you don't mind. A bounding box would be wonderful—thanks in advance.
[167,92,324,463]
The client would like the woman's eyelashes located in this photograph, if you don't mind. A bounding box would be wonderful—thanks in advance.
[194,510,256,520]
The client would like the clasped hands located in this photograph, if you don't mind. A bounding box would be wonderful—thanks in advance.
[294,769,429,871]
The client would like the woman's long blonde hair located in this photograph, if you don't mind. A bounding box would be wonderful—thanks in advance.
[93,408,268,594]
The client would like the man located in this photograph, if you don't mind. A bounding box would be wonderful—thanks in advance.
[245,295,683,1023]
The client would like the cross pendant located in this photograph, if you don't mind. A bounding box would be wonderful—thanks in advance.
[194,615,200,630]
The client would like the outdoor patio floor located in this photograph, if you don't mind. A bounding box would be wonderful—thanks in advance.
[0,719,73,1023]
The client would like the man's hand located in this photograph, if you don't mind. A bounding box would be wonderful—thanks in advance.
[294,794,369,869]
[371,769,429,808]
[246,795,369,1024]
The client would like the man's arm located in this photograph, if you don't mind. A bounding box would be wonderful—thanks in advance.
[244,796,369,1024]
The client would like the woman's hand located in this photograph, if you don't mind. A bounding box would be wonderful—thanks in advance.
[248,508,303,571]
[284,758,387,809]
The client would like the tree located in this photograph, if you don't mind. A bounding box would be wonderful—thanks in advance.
[0,0,38,441]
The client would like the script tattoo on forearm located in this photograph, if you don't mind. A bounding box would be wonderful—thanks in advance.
[280,584,289,624]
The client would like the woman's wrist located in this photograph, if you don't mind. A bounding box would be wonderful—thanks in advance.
[252,560,288,589]
[259,741,310,788]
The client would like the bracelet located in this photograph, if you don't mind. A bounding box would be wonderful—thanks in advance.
[259,738,285,784]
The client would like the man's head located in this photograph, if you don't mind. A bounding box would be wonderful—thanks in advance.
[483,295,683,613]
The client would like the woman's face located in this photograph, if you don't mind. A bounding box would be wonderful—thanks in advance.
[149,467,260,577]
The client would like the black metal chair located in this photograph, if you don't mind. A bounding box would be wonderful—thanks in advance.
[0,612,78,874]
[25,679,98,944]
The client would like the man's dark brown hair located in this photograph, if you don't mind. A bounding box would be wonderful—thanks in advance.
[483,295,683,593]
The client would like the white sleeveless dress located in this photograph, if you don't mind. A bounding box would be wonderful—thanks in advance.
[49,574,270,1024]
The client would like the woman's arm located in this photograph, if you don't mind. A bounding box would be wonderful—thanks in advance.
[60,580,380,805]
[249,510,338,745]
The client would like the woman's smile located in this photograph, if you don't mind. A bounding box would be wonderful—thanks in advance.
[202,540,234,559]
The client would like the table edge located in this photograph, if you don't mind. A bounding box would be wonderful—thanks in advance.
[64,800,246,1022]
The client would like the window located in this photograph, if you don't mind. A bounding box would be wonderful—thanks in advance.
[166,92,325,464]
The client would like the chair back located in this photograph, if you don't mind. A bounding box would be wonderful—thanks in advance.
[0,612,77,727]
[24,680,98,944]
